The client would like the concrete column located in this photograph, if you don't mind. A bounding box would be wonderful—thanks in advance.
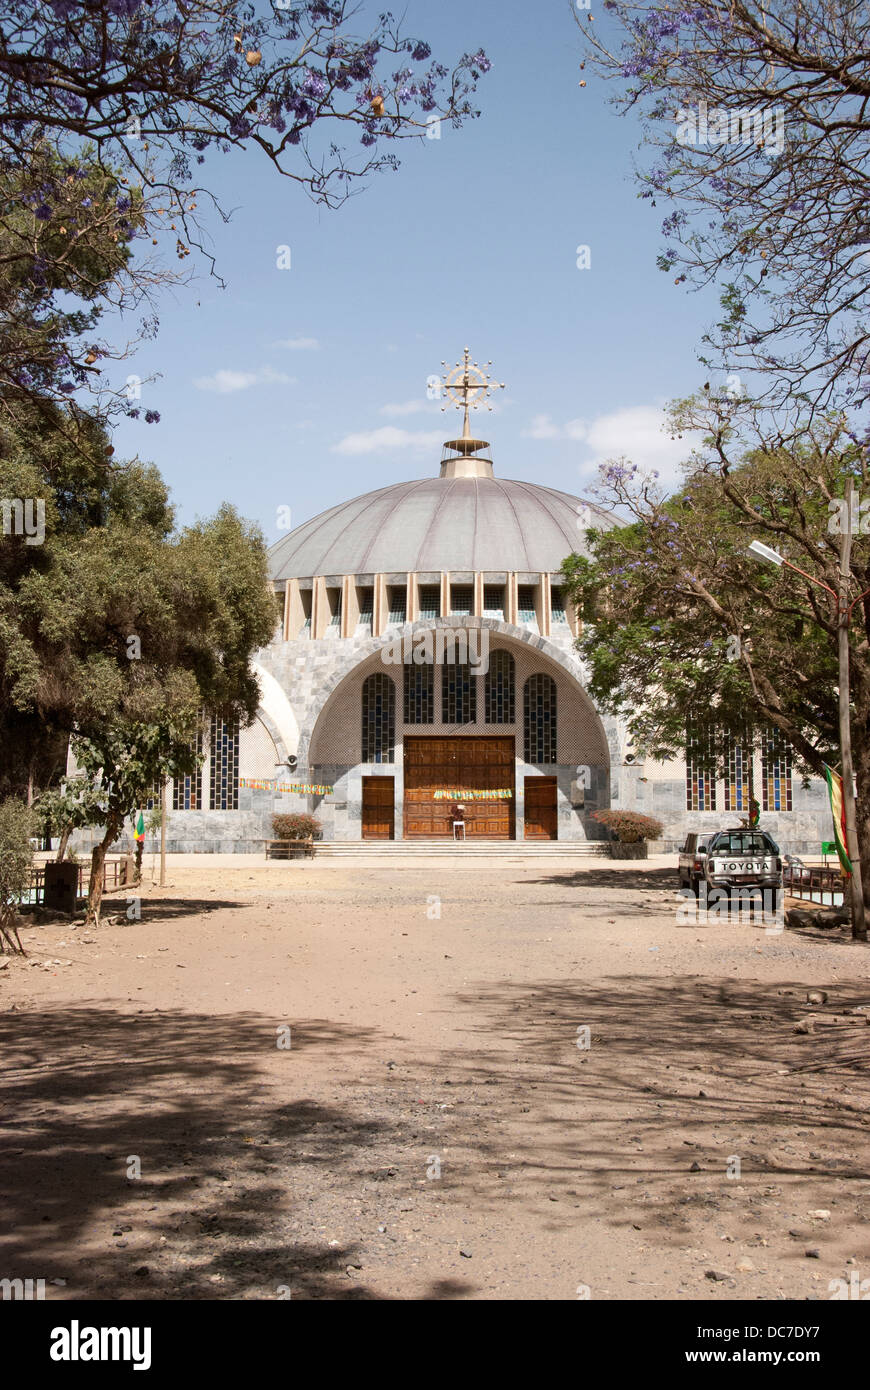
[406,572,416,623]
[506,573,518,626]
[539,573,551,638]
[312,576,328,640]
[440,571,449,619]
[373,574,388,637]
[341,576,358,639]
[473,572,484,618]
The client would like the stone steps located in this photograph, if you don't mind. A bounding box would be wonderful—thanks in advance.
[314,839,609,857]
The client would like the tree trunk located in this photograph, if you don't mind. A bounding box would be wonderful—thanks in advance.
[85,817,120,925]
[55,827,70,863]
[134,839,143,886]
[852,733,870,917]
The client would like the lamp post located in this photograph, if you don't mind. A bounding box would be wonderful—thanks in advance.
[748,481,868,940]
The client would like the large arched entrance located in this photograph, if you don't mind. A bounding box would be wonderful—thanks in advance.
[306,621,610,841]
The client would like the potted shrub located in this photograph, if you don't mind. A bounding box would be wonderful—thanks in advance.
[592,810,663,860]
[272,813,322,842]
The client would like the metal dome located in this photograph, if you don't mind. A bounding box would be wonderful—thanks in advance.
[268,474,610,580]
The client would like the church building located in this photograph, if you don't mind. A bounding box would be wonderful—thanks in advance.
[160,351,831,853]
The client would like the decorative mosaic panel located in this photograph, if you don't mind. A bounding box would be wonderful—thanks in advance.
[523,673,557,763]
[362,673,396,762]
[762,726,793,811]
[723,733,749,812]
[485,649,515,724]
[403,663,434,724]
[209,713,240,810]
[685,722,716,811]
[173,730,203,811]
[442,659,477,725]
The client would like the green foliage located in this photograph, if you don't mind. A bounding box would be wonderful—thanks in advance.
[1,400,276,800]
[272,813,322,841]
[0,797,35,951]
[592,810,663,843]
[561,427,865,779]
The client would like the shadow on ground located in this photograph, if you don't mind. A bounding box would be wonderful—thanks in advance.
[0,1007,434,1299]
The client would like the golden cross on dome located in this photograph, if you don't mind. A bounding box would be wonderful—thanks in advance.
[440,347,506,440]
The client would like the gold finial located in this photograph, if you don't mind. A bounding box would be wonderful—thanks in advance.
[440,346,505,440]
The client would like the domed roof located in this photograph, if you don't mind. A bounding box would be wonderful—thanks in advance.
[268,474,610,579]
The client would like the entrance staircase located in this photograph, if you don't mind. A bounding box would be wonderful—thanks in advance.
[315,839,609,859]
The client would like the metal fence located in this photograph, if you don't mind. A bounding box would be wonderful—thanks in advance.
[784,863,844,906]
[24,855,132,906]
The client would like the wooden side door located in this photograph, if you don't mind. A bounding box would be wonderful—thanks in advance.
[524,776,558,839]
[361,776,395,840]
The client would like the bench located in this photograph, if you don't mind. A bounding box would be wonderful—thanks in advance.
[263,838,316,860]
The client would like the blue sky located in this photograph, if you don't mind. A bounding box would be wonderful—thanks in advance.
[111,0,721,543]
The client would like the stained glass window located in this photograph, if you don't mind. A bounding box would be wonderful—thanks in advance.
[485,650,515,724]
[450,584,473,616]
[362,673,395,762]
[173,730,203,811]
[524,673,557,762]
[357,587,374,631]
[418,585,440,620]
[442,659,477,724]
[550,587,567,623]
[483,585,504,618]
[762,726,793,811]
[209,712,240,810]
[518,585,538,629]
[326,588,342,633]
[686,723,717,811]
[403,663,434,724]
[388,587,406,624]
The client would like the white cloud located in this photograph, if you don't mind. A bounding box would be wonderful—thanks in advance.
[379,399,440,417]
[524,404,696,491]
[193,365,295,394]
[273,336,319,350]
[332,426,444,456]
[523,413,586,441]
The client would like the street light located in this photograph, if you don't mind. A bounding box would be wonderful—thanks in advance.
[748,481,868,940]
[747,539,784,566]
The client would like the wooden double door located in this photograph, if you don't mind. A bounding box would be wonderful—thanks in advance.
[524,776,558,839]
[403,736,515,839]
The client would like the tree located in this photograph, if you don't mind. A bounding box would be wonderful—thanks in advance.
[561,411,870,931]
[33,777,107,862]
[574,1,870,421]
[1,400,276,917]
[0,797,35,953]
[0,3,490,420]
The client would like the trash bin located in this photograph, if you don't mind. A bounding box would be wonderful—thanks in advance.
[43,862,79,914]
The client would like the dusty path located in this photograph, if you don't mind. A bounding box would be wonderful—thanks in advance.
[2,859,869,1301]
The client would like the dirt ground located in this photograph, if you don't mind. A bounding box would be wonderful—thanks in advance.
[2,856,869,1301]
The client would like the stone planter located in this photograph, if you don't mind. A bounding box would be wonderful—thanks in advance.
[608,840,649,860]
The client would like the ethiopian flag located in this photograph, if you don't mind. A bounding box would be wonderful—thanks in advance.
[823,765,852,877]
[133,811,145,844]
